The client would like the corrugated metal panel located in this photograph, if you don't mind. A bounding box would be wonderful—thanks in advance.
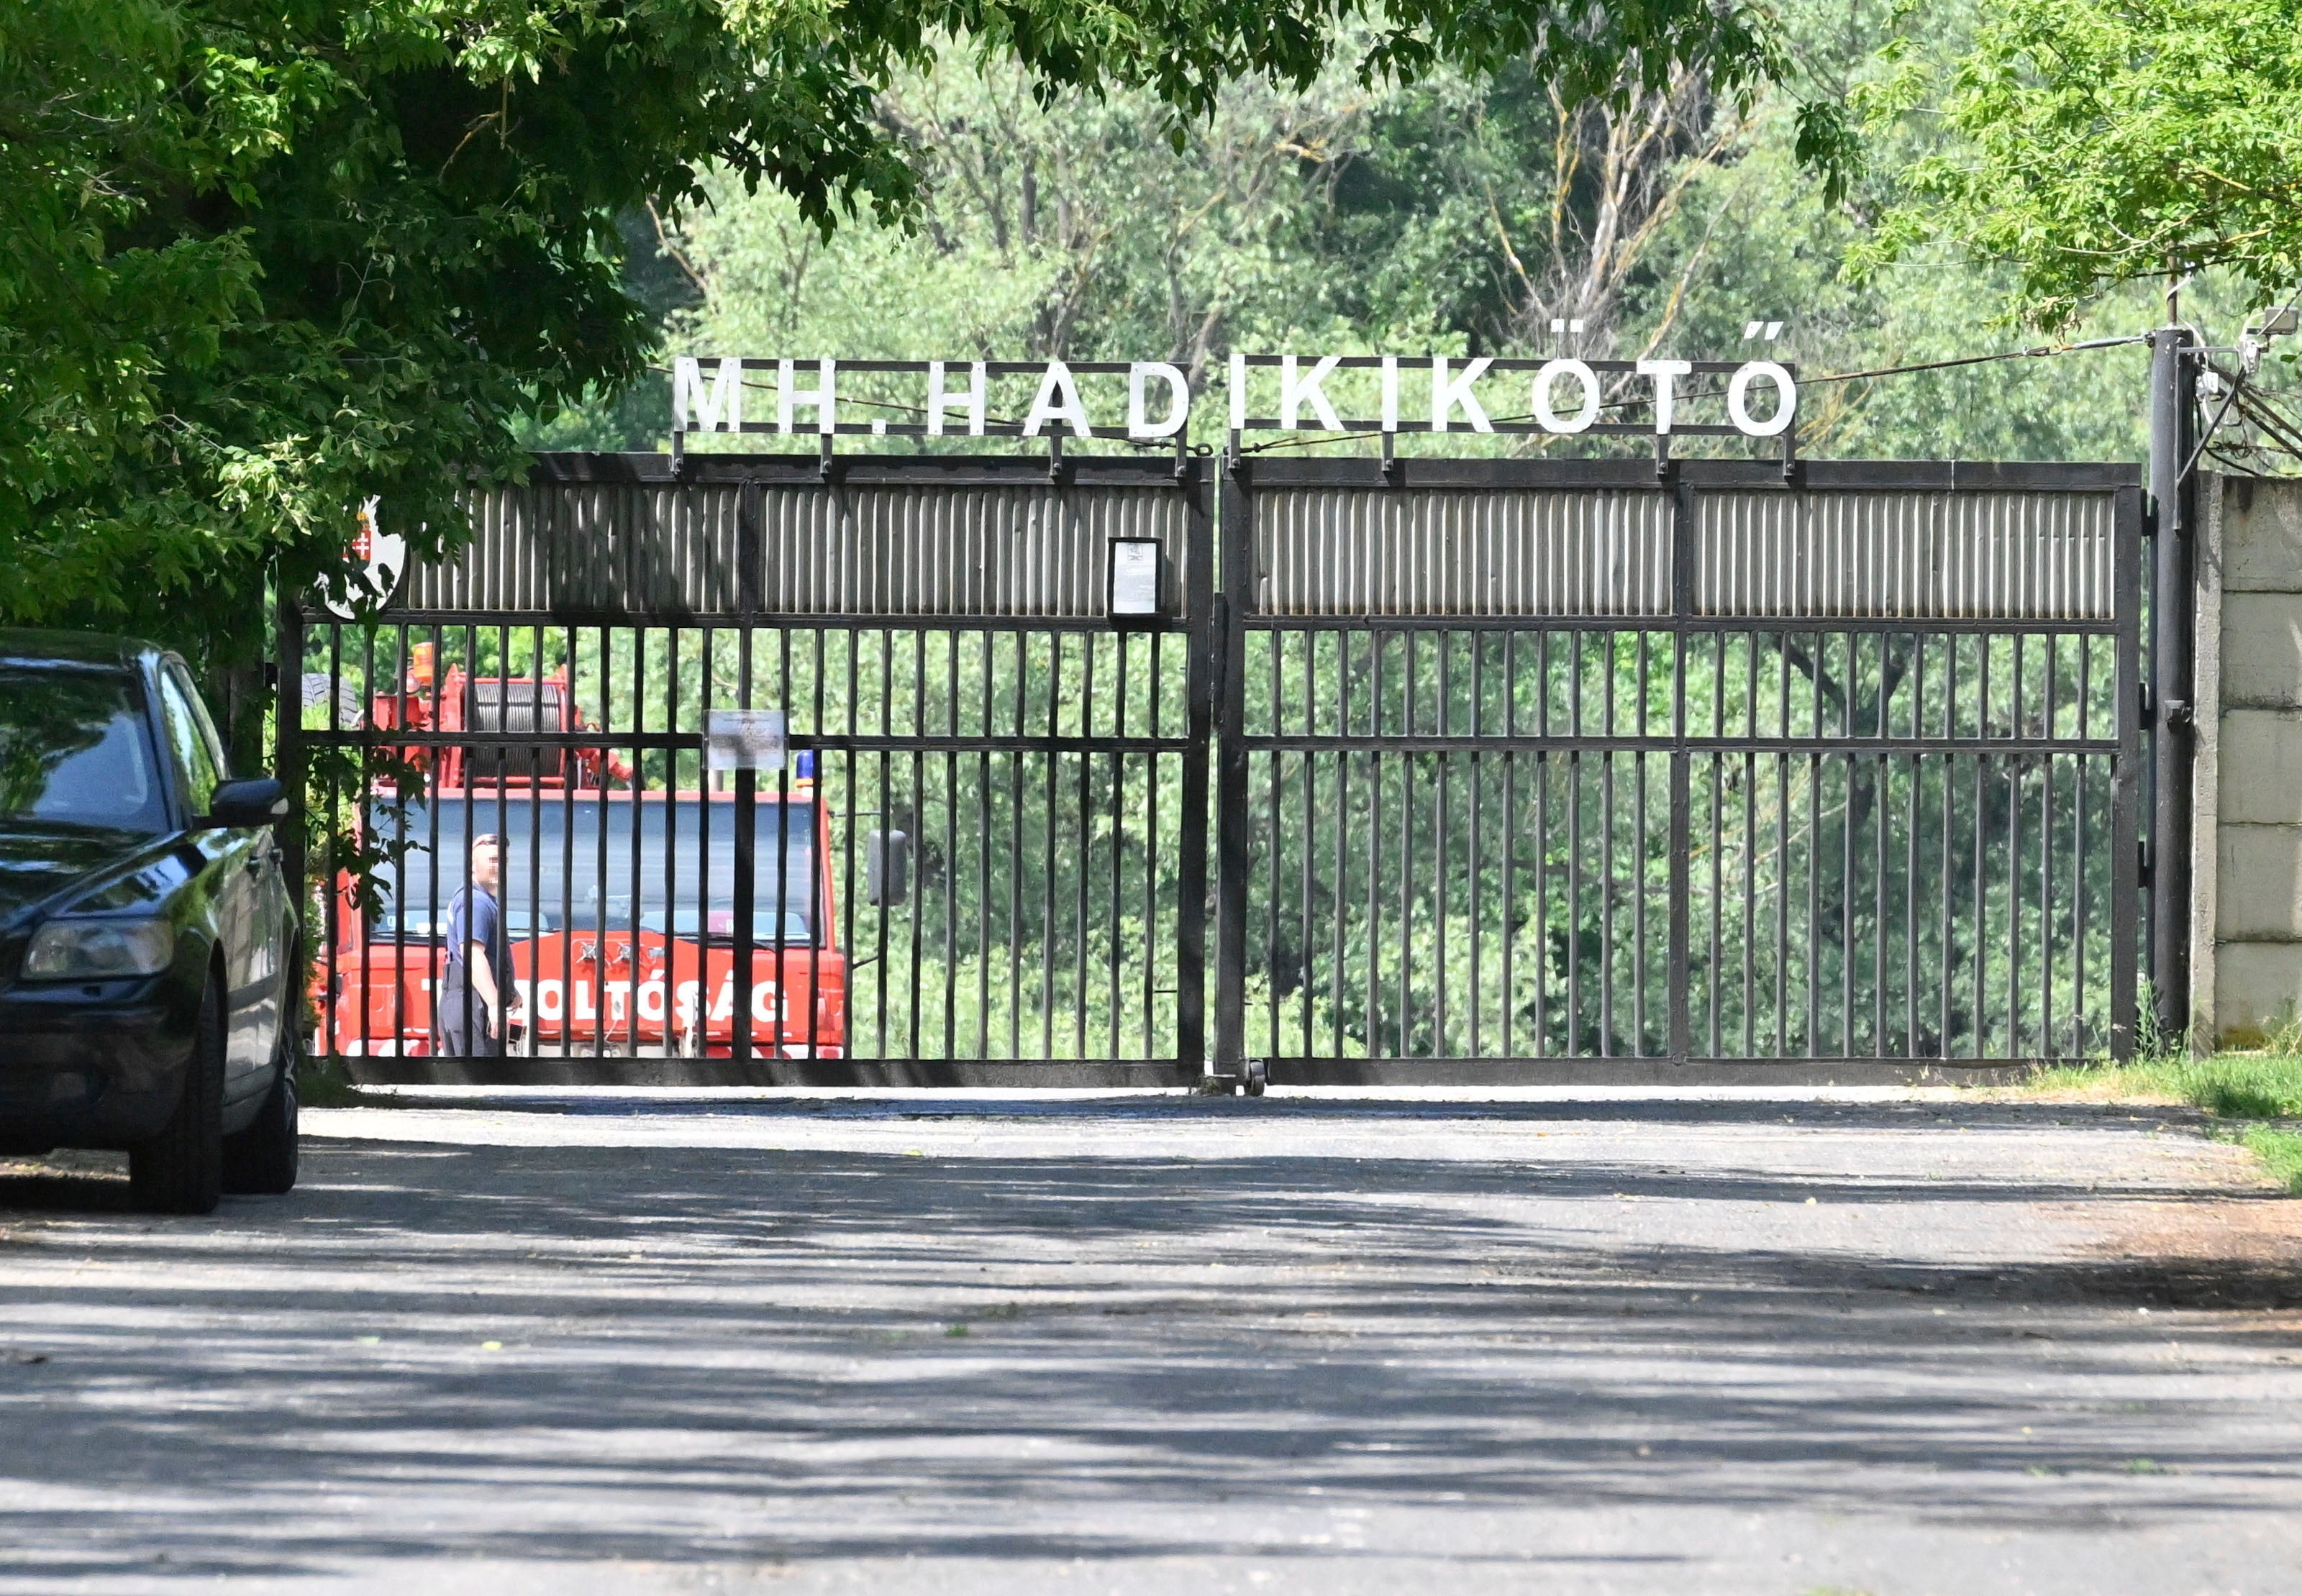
[390,480,1191,619]
[392,483,745,614]
[1697,491,2116,619]
[758,484,1186,617]
[1255,487,1672,616]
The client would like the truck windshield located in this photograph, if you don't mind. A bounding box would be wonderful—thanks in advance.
[368,795,819,945]
[0,665,168,833]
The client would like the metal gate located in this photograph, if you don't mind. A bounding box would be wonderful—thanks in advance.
[1214,457,2141,1077]
[288,452,1213,1083]
[286,450,2140,1082]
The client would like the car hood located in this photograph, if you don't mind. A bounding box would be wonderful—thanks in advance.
[0,823,183,934]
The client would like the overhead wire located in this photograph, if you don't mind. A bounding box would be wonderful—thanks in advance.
[1797,334,2150,388]
[2185,339,2302,471]
[2183,369,2250,480]
[2234,391,2302,463]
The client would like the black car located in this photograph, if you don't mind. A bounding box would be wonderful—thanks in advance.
[0,629,299,1213]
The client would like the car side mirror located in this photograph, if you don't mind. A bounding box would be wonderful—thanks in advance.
[867,829,910,907]
[206,775,288,829]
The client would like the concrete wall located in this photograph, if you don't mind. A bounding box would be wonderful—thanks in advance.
[2191,475,2302,1046]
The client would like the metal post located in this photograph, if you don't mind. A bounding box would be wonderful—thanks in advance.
[1211,452,1253,1078]
[274,582,307,1031]
[2147,327,2197,1047]
[732,483,762,1075]
[1667,475,1695,1062]
[1175,457,1214,1075]
[2111,483,2144,1061]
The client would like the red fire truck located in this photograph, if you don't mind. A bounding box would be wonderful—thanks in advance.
[319,647,846,1059]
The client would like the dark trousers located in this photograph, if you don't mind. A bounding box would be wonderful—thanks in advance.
[435,985,503,1058]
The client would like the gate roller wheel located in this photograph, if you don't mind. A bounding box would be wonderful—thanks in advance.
[1244,1059,1268,1098]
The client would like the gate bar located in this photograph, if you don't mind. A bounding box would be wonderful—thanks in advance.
[1213,452,1253,1077]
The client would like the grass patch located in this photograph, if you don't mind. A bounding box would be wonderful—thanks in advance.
[2019,1054,2302,1118]
[2010,1054,2302,1193]
[2242,1123,2302,1193]
[296,1052,363,1109]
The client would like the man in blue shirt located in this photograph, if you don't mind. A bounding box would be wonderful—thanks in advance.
[436,832,515,1057]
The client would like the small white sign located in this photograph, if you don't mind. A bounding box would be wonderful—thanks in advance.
[706,709,788,772]
[320,498,403,621]
[1109,539,1163,618]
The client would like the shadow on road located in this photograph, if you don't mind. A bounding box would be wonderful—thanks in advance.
[0,1098,2296,1582]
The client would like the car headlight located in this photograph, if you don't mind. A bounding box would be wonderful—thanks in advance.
[22,918,176,980]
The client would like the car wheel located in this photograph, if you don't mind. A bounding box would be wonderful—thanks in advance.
[129,976,224,1215]
[222,1031,299,1196]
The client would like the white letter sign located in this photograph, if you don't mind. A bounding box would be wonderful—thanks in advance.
[1728,360,1797,437]
[1636,359,1693,434]
[1532,360,1601,434]
[1024,362,1092,437]
[675,357,743,432]
[1431,356,1494,432]
[665,351,1801,447]
[927,360,986,437]
[1280,355,1343,432]
[1127,363,1190,439]
[778,358,836,434]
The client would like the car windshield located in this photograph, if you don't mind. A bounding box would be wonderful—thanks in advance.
[0,665,168,832]
[368,795,819,945]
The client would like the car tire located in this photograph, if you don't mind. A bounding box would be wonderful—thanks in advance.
[129,976,224,1215]
[222,1033,298,1196]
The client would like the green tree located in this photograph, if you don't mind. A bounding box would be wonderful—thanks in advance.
[1856,0,2302,329]
[645,42,1761,457]
[634,0,2238,471]
[1,0,905,747]
[4,0,1809,719]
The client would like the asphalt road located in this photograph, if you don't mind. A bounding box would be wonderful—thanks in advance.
[1,1088,2298,1596]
